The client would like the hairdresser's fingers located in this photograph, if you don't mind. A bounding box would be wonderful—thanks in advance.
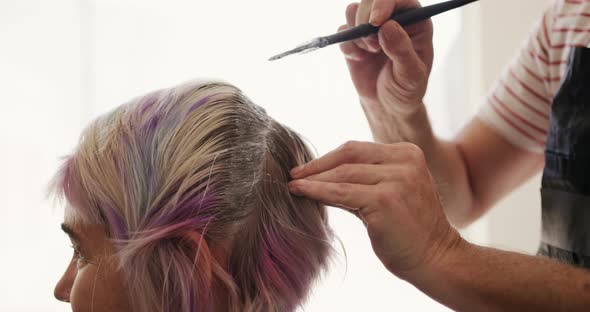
[291,141,389,179]
[304,164,387,185]
[370,0,425,24]
[346,2,360,26]
[378,20,428,99]
[338,25,373,62]
[302,154,426,187]
[356,0,381,52]
[369,0,397,25]
[292,141,426,179]
[356,0,373,27]
[369,0,433,70]
[346,3,372,53]
[288,180,374,211]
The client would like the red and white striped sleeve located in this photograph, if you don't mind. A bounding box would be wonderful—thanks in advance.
[477,5,556,153]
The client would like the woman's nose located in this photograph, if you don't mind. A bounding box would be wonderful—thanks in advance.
[54,259,76,302]
[54,283,70,302]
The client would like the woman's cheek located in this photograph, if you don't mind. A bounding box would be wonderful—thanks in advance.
[70,262,130,312]
[69,266,96,312]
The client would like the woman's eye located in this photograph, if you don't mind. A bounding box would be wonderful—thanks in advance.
[70,245,89,267]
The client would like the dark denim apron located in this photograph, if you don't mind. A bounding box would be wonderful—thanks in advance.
[538,47,590,269]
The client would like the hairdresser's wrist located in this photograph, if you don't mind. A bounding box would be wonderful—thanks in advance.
[397,233,472,297]
[361,99,433,145]
[360,95,425,117]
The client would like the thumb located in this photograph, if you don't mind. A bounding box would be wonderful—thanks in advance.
[378,20,428,93]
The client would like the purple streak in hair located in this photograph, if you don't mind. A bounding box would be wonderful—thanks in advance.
[145,114,161,132]
[188,96,212,114]
[140,93,159,115]
[189,288,196,312]
[103,206,128,240]
[139,93,164,131]
[147,190,219,229]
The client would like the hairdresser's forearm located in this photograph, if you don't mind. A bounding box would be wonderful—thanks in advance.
[360,99,435,145]
[361,101,476,227]
[405,240,590,311]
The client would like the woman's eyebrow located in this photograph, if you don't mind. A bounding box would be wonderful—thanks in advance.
[61,223,80,242]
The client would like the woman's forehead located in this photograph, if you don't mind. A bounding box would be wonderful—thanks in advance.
[61,217,109,240]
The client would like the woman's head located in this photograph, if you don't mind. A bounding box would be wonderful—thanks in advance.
[51,81,333,312]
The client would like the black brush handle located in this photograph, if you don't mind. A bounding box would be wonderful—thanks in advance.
[323,0,478,46]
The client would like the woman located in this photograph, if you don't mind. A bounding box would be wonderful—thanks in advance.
[50,81,333,312]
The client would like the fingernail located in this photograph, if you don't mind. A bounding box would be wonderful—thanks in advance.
[288,181,303,195]
[369,9,382,26]
[290,165,304,177]
[367,35,381,52]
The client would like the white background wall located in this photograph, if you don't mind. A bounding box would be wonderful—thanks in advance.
[0,1,86,311]
[0,0,550,311]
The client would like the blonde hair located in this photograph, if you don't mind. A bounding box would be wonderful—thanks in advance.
[51,81,333,311]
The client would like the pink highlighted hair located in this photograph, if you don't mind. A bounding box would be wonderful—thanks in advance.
[50,81,333,312]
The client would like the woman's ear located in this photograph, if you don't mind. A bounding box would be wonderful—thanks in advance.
[184,231,227,268]
[185,231,208,253]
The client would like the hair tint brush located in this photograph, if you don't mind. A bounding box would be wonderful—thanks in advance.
[269,0,479,61]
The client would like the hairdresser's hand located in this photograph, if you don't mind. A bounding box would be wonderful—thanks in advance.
[340,0,433,117]
[289,141,462,278]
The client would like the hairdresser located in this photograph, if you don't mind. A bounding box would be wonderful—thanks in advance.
[289,0,590,310]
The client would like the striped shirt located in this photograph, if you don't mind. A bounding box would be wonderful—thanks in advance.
[478,0,590,153]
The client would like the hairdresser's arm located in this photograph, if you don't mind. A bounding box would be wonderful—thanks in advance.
[411,238,590,312]
[289,142,590,311]
[341,0,544,227]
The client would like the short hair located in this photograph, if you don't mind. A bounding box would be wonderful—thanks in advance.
[50,81,333,312]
